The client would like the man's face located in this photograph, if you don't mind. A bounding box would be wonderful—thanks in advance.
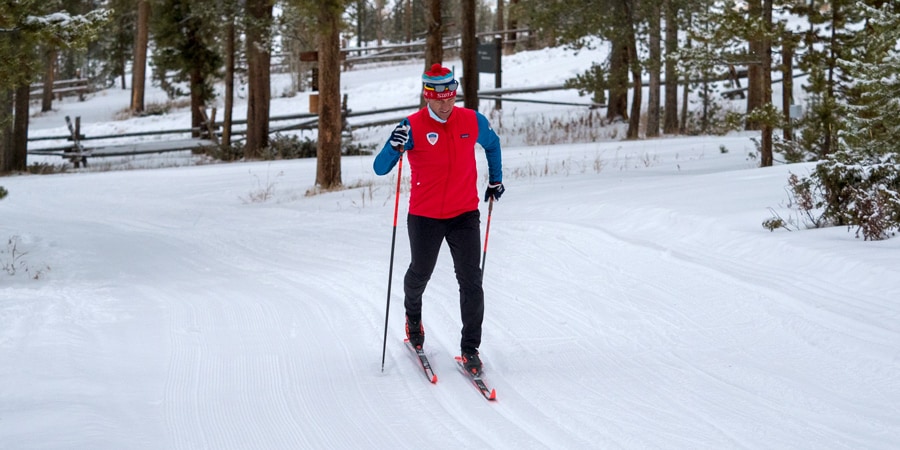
[425,97,455,121]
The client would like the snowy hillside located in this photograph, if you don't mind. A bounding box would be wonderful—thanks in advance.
[2,45,900,449]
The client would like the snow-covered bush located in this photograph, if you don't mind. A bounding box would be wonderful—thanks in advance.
[781,152,900,240]
[813,151,900,240]
[777,3,900,240]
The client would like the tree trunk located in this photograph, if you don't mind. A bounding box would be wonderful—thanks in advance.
[646,0,662,138]
[190,67,204,138]
[356,0,364,48]
[13,84,29,172]
[405,0,412,43]
[424,0,443,69]
[461,0,479,110]
[245,0,273,159]
[679,12,692,133]
[375,0,385,46]
[760,0,773,167]
[223,13,235,147]
[663,0,679,134]
[497,0,504,33]
[745,0,763,130]
[505,0,518,54]
[496,0,505,56]
[423,0,443,110]
[0,88,13,173]
[316,1,343,189]
[131,0,150,113]
[623,0,641,139]
[782,31,795,142]
[607,40,629,122]
[118,28,127,90]
[41,47,56,113]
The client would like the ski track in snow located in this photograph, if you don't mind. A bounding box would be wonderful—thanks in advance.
[489,213,898,448]
[3,148,900,447]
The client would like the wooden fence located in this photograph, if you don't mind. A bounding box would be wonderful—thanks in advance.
[29,78,91,101]
[26,83,595,167]
[27,116,217,168]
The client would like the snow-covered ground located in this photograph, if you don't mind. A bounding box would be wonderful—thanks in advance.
[3,45,899,449]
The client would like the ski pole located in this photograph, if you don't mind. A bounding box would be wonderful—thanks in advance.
[480,196,494,280]
[381,152,404,372]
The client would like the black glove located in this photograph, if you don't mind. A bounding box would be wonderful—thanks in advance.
[389,123,410,150]
[484,182,505,202]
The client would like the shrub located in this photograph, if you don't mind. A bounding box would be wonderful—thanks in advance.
[263,133,317,159]
[195,133,373,162]
[193,141,244,161]
[814,151,900,240]
[778,151,900,240]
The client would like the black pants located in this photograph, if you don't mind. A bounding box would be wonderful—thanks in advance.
[404,210,484,352]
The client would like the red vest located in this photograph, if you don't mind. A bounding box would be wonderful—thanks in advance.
[406,107,480,219]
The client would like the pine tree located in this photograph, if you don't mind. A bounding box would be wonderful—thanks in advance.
[91,0,136,90]
[0,2,108,173]
[461,0,477,109]
[676,0,727,134]
[794,0,861,160]
[150,0,222,136]
[662,0,682,134]
[519,0,634,126]
[131,0,150,112]
[793,2,900,240]
[837,2,900,160]
[315,0,345,189]
[645,0,662,137]
[425,0,443,73]
[244,0,273,158]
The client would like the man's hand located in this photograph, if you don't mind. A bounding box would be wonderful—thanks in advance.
[484,182,505,202]
[389,123,410,150]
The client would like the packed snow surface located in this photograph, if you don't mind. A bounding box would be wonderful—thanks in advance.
[3,44,899,449]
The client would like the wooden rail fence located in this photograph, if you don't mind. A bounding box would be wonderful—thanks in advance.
[29,78,91,101]
[26,83,594,167]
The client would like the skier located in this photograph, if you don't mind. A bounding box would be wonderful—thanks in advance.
[374,63,504,376]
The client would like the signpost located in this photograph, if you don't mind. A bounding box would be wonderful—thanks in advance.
[477,38,503,109]
[300,51,319,113]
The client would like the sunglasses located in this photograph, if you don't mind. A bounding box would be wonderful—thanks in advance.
[424,80,459,93]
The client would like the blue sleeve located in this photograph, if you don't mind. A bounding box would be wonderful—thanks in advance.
[373,119,413,175]
[476,112,502,183]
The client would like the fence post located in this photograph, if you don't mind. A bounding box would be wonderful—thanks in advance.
[65,115,87,168]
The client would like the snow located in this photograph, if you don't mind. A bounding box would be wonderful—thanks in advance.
[3,44,900,449]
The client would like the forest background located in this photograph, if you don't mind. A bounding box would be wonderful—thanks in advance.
[2,0,900,239]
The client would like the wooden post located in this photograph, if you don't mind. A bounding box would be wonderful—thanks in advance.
[782,31,795,141]
[65,116,87,168]
[341,93,349,134]
[494,38,502,110]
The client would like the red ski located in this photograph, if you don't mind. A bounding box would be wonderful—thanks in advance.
[404,339,437,383]
[455,356,497,401]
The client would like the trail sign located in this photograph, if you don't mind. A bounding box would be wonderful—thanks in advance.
[477,41,500,74]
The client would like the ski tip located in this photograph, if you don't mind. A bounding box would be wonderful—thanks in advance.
[431,374,438,384]
[454,356,462,362]
[488,389,497,401]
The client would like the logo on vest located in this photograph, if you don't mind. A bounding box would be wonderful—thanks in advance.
[426,132,439,145]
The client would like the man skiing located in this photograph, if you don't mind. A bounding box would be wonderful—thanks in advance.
[373,63,504,376]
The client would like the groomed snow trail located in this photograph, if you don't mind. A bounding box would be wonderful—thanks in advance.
[2,142,899,448]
